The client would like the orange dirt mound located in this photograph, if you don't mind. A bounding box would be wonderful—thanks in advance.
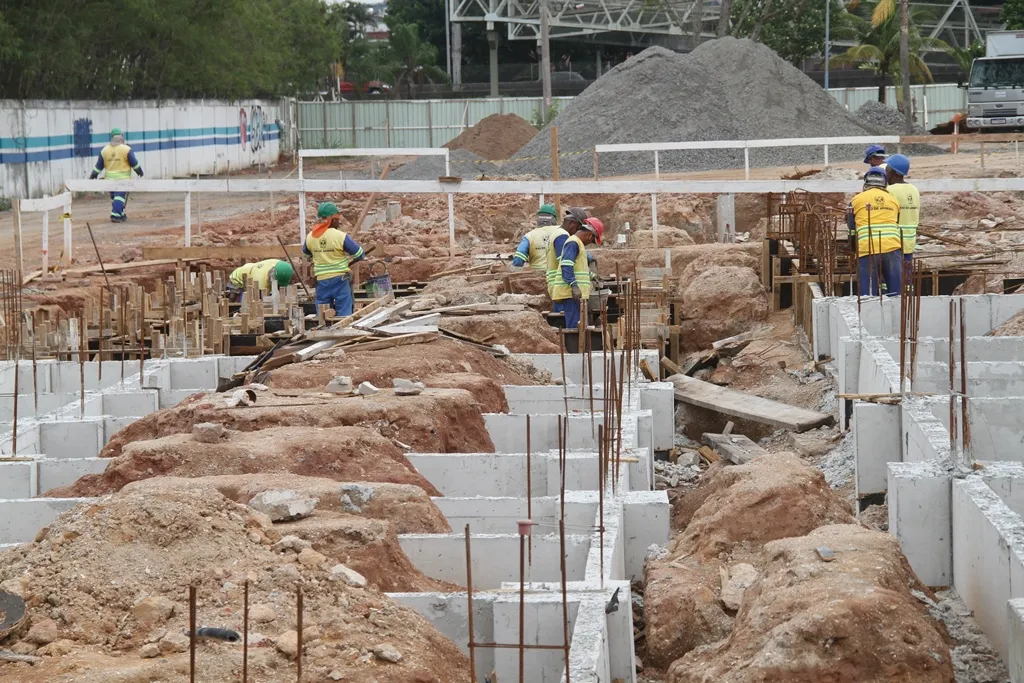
[439,311,559,353]
[444,113,537,160]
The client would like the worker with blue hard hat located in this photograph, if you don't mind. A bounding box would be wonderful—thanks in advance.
[884,154,919,264]
[864,144,888,168]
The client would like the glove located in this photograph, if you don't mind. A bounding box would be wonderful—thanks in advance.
[136,168,144,177]
[509,262,523,272]
[89,171,98,180]
[587,253,596,266]
[571,284,582,302]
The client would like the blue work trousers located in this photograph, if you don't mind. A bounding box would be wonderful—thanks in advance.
[553,298,581,329]
[315,275,354,316]
[110,192,128,220]
[858,250,903,297]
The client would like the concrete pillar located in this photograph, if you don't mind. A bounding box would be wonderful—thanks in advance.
[452,23,462,90]
[488,30,499,97]
[596,49,602,79]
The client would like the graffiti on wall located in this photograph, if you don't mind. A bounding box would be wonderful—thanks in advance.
[73,118,93,157]
[239,105,266,153]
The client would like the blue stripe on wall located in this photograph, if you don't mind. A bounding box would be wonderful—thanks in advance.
[1,123,278,153]
[0,130,279,164]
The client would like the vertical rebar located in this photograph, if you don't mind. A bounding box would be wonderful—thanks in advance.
[11,355,18,454]
[557,414,565,523]
[960,302,970,464]
[598,422,605,588]
[526,414,532,566]
[79,315,86,418]
[519,530,526,683]
[189,585,197,683]
[559,326,568,419]
[559,519,571,683]
[949,299,957,455]
[243,580,249,683]
[31,329,37,413]
[464,524,478,683]
[296,586,303,682]
[121,287,126,382]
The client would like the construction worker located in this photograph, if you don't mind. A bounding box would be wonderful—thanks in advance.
[863,144,887,170]
[89,128,144,223]
[884,154,920,265]
[511,205,562,270]
[847,167,903,296]
[302,202,365,316]
[550,217,603,330]
[226,259,295,302]
[544,207,590,296]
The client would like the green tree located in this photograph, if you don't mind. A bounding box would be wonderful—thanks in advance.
[386,23,449,97]
[830,2,947,103]
[1002,0,1024,30]
[730,0,852,65]
[946,41,985,80]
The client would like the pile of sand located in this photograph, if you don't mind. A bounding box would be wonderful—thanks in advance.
[445,113,537,160]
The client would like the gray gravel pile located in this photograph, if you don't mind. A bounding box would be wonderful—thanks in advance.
[390,148,501,180]
[505,38,886,178]
[855,100,927,135]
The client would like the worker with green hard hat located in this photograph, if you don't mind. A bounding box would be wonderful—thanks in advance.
[510,203,561,270]
[88,127,144,222]
[226,259,295,302]
[301,201,366,316]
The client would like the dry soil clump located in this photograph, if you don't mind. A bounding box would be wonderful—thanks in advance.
[444,113,537,160]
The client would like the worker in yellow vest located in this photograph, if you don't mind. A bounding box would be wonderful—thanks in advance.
[89,128,144,222]
[884,154,920,265]
[511,205,562,270]
[550,217,603,330]
[847,168,903,296]
[302,202,365,316]
[226,259,295,302]
[544,207,589,296]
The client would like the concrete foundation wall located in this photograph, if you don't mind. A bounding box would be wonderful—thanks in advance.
[888,461,952,587]
[0,497,94,543]
[854,402,900,499]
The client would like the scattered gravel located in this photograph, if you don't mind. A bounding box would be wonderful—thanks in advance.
[856,100,928,135]
[391,148,500,180]
[504,38,887,178]
[920,589,1010,683]
[817,429,855,489]
[654,459,701,490]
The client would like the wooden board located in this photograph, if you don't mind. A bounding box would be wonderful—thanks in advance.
[143,246,304,260]
[702,432,768,465]
[670,374,833,433]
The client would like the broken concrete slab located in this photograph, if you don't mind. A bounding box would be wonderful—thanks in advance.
[393,378,425,396]
[248,490,318,522]
[670,374,833,432]
[702,433,767,465]
[326,376,353,394]
[356,381,380,396]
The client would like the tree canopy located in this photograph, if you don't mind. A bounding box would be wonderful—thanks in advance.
[729,0,851,65]
[0,0,351,100]
[1003,0,1024,30]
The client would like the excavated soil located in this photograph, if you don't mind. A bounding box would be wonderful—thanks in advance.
[95,388,494,461]
[55,425,442,498]
[439,310,560,353]
[0,489,471,683]
[668,525,954,683]
[679,266,769,351]
[121,474,450,534]
[444,113,537,160]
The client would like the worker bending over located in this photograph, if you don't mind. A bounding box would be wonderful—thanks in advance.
[884,154,920,265]
[550,217,603,329]
[847,168,902,296]
[511,204,561,270]
[303,202,365,316]
[544,207,590,296]
[89,128,144,223]
[226,259,295,302]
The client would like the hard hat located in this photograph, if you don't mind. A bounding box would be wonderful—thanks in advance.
[863,167,888,189]
[274,261,295,287]
[564,206,588,226]
[538,203,557,217]
[886,153,911,177]
[581,217,604,244]
[863,144,887,163]
[110,127,122,137]
[317,202,339,219]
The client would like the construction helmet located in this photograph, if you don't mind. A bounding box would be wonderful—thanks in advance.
[538,203,557,217]
[317,202,339,219]
[110,128,122,137]
[886,153,911,177]
[863,144,887,164]
[564,206,588,227]
[581,217,604,245]
[274,261,295,287]
[863,167,888,189]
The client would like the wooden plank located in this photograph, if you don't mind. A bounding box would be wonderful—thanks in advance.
[353,299,414,330]
[697,445,721,464]
[343,331,437,353]
[143,246,304,260]
[702,432,768,465]
[670,374,833,432]
[660,355,683,377]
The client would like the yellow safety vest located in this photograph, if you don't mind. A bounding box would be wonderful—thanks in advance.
[887,183,920,255]
[101,144,133,179]
[850,188,902,257]
[520,225,560,270]
[550,234,592,302]
[305,227,354,281]
[230,259,280,291]
[544,227,570,294]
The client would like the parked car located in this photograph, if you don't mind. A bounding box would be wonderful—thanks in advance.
[338,80,392,96]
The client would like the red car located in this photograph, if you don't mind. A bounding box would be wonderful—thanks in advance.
[337,80,390,95]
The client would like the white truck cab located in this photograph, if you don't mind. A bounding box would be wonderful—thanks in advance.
[966,31,1024,129]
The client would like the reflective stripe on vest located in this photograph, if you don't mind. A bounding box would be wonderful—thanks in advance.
[550,234,592,301]
[305,228,353,280]
[545,227,570,291]
[525,225,560,270]
[851,188,902,257]
[101,144,133,179]
[887,183,920,254]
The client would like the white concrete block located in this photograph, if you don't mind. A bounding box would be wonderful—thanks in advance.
[888,461,952,587]
[387,591,498,675]
[102,391,159,417]
[0,460,34,498]
[37,457,108,494]
[1007,598,1024,683]
[493,593,579,682]
[407,453,549,498]
[39,420,103,459]
[639,383,674,452]
[169,358,219,390]
[0,497,94,544]
[622,491,670,582]
[854,402,901,498]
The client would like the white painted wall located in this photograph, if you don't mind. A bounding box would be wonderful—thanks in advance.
[1,99,281,198]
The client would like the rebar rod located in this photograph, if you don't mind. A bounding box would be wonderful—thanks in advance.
[464,524,478,683]
[243,580,249,683]
[189,585,197,683]
[526,414,532,566]
[960,302,970,463]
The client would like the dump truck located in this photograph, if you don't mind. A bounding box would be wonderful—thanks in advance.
[965,31,1024,129]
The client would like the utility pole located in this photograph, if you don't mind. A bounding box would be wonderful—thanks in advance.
[541,0,552,108]
[445,0,452,78]
[824,0,830,90]
[899,0,912,133]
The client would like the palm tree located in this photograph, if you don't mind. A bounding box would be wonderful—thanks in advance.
[946,41,985,81]
[386,24,448,98]
[830,2,947,103]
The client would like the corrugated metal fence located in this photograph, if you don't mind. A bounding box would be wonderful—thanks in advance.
[293,84,968,151]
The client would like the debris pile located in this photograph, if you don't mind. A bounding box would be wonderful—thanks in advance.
[444,113,538,160]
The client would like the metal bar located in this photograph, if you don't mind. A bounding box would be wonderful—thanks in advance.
[598,423,605,588]
[243,580,249,683]
[559,518,571,683]
[296,586,303,682]
[526,414,532,566]
[519,530,526,683]
[465,524,478,683]
[960,301,970,463]
[949,299,957,455]
[189,585,197,683]
[473,643,567,650]
[11,356,18,454]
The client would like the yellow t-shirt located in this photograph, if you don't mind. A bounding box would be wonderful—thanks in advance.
[850,188,902,256]
[229,259,280,291]
[887,183,920,254]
